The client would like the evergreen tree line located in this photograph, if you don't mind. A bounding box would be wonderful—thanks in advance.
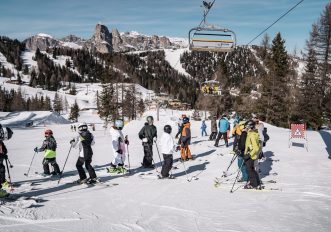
[0,36,25,71]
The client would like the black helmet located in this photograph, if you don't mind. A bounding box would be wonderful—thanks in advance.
[245,120,256,129]
[146,116,154,124]
[182,117,190,124]
[164,125,172,134]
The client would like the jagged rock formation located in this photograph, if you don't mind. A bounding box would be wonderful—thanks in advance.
[84,24,113,53]
[24,34,59,51]
[61,35,86,45]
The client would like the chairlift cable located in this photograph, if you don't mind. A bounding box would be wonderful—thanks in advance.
[246,0,304,46]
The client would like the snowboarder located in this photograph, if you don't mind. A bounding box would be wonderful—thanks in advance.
[209,115,217,141]
[70,123,97,184]
[159,125,179,179]
[201,120,207,136]
[243,120,261,189]
[138,116,157,168]
[180,117,192,161]
[34,129,61,176]
[107,119,129,174]
[214,114,229,147]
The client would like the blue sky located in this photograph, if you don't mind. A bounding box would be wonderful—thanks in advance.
[0,0,329,53]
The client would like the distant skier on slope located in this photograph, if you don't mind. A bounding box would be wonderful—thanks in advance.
[158,125,179,179]
[34,129,61,176]
[107,119,129,174]
[70,123,97,184]
[201,120,207,137]
[138,116,157,168]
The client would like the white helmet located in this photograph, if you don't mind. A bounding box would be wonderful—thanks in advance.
[115,120,124,130]
[78,122,88,131]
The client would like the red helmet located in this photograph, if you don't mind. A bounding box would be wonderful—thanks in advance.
[44,129,53,136]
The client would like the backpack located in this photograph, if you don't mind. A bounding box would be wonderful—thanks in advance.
[262,127,270,147]
[47,137,57,151]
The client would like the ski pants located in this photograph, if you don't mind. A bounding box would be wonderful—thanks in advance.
[201,128,207,136]
[112,152,126,166]
[209,132,217,141]
[161,154,173,178]
[0,159,5,189]
[237,156,248,181]
[76,156,97,180]
[180,144,192,160]
[43,157,60,175]
[245,158,260,188]
[142,143,153,167]
[214,132,228,147]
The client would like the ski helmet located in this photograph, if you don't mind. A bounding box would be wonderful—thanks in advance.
[164,125,172,134]
[146,116,154,124]
[78,122,88,131]
[182,117,190,124]
[245,120,256,129]
[115,119,124,130]
[44,129,53,136]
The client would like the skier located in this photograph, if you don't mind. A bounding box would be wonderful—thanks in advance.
[138,116,157,168]
[236,122,248,182]
[175,115,185,139]
[0,125,13,198]
[201,120,207,137]
[0,140,8,198]
[209,115,217,141]
[159,125,179,179]
[243,120,261,189]
[34,129,61,175]
[180,117,192,161]
[70,123,97,184]
[107,119,129,174]
[232,119,245,152]
[253,114,265,157]
[214,114,229,147]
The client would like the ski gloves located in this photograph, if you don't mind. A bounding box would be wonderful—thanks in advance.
[70,139,75,145]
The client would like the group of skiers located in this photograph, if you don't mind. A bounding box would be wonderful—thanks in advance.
[0,111,269,198]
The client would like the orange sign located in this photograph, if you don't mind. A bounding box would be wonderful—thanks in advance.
[290,124,305,139]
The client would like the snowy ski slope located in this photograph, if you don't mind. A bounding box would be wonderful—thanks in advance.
[0,109,330,232]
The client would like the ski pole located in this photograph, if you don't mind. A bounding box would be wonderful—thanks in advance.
[154,139,163,166]
[7,157,13,168]
[58,143,73,184]
[5,159,14,192]
[126,144,131,173]
[222,152,239,177]
[230,160,244,193]
[180,158,191,182]
[24,151,37,176]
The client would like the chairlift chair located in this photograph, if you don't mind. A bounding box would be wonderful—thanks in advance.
[200,80,221,96]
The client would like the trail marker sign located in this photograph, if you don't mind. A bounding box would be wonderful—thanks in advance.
[289,124,308,151]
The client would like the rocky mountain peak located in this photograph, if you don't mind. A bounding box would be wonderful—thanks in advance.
[84,24,113,53]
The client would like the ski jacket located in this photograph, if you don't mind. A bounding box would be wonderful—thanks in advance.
[159,133,176,155]
[211,118,217,132]
[0,140,8,159]
[72,130,95,158]
[238,130,248,154]
[218,118,229,133]
[201,121,207,130]
[38,136,57,158]
[138,124,157,144]
[255,122,265,142]
[180,123,191,145]
[244,129,260,160]
[232,121,246,136]
[110,127,126,156]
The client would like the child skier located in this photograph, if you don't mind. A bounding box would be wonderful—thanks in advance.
[70,123,97,184]
[138,116,157,168]
[159,125,179,179]
[107,119,129,174]
[34,129,61,176]
[180,117,192,161]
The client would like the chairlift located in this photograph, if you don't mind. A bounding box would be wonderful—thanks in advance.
[189,1,236,53]
[200,80,221,96]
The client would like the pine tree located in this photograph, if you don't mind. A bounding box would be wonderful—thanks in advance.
[53,92,63,113]
[69,100,80,122]
[98,83,118,122]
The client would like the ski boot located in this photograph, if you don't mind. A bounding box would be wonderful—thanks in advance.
[1,180,10,190]
[0,189,10,198]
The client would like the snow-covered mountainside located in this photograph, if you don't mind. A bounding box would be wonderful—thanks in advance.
[0,109,330,231]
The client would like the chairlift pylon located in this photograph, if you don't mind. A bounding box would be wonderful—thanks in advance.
[189,1,236,53]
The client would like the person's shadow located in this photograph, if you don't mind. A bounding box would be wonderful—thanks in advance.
[259,151,275,178]
[319,130,331,159]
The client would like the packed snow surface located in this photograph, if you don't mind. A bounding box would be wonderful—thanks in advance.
[0,109,330,232]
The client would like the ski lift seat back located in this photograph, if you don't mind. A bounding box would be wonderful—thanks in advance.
[189,27,236,53]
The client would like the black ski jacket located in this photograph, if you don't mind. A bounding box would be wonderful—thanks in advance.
[138,124,157,144]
